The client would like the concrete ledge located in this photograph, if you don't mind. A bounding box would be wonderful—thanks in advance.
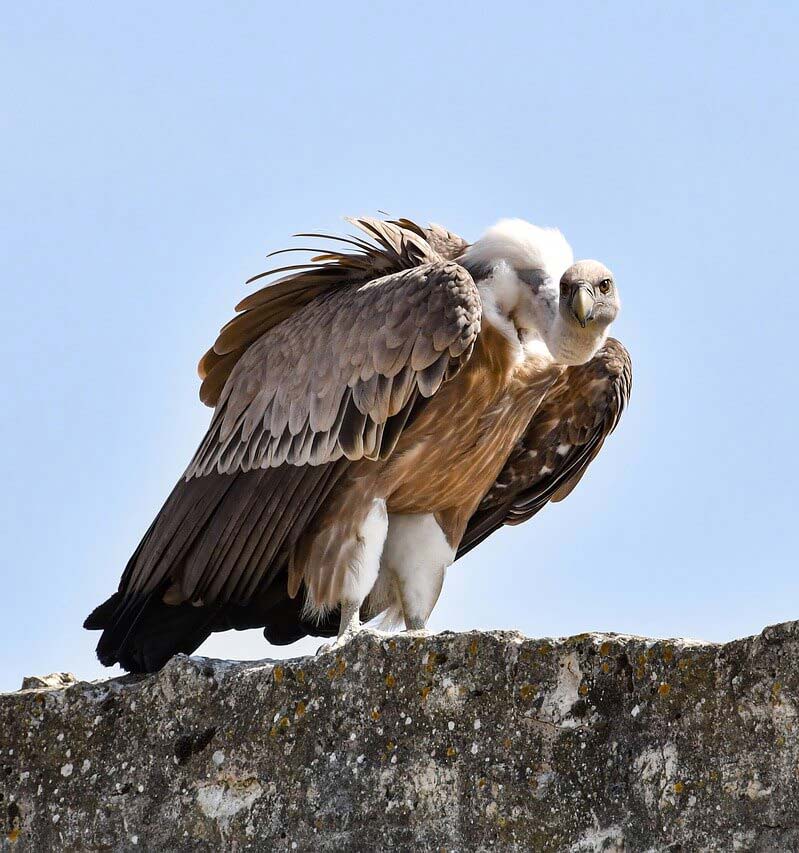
[2,624,799,851]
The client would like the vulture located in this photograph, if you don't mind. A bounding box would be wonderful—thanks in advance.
[85,216,632,672]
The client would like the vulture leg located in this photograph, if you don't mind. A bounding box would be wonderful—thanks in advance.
[315,497,389,652]
[380,513,455,633]
[337,600,361,641]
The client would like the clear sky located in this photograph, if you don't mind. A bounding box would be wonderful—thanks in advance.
[2,2,798,692]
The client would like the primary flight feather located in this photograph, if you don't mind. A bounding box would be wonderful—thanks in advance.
[85,215,631,672]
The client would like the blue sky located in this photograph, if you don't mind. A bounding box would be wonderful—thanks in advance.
[2,2,798,691]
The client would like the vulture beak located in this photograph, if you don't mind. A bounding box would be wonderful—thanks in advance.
[571,285,595,327]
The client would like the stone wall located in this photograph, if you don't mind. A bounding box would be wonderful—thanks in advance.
[2,623,799,851]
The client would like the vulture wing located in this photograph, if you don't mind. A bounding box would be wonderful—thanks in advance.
[197,217,470,406]
[457,338,631,559]
[86,218,480,672]
[186,259,480,478]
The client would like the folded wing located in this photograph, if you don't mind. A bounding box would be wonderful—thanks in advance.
[457,338,632,559]
[197,217,470,406]
[187,259,481,478]
[87,219,480,671]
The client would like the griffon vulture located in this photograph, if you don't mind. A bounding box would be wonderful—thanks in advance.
[85,216,631,672]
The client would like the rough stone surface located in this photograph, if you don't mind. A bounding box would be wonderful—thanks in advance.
[2,624,799,852]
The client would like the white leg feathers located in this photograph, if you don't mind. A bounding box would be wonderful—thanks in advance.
[338,498,388,613]
[380,513,455,632]
[324,498,388,650]
[315,506,454,652]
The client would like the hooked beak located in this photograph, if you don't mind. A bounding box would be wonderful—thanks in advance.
[571,285,595,327]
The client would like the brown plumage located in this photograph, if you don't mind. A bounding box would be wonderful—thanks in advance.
[290,324,564,610]
[85,215,631,672]
[197,218,451,408]
[187,260,480,477]
[457,337,632,558]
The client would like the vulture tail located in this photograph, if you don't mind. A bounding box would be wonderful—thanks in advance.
[84,460,349,673]
[87,588,222,673]
[86,580,341,673]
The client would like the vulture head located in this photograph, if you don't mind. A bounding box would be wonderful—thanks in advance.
[459,219,619,366]
[559,260,619,329]
[550,259,620,365]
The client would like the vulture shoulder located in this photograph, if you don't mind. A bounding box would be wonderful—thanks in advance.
[186,253,481,478]
[197,217,471,406]
[457,337,632,559]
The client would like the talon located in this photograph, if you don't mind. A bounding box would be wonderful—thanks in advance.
[335,630,359,647]
[316,632,357,656]
[404,615,427,633]
[361,627,394,640]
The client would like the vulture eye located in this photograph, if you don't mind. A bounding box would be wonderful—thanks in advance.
[598,278,613,294]
[560,281,570,297]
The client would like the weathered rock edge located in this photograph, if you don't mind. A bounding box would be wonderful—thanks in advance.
[2,624,798,852]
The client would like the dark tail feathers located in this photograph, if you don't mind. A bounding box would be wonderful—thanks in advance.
[86,588,221,673]
[85,580,340,673]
